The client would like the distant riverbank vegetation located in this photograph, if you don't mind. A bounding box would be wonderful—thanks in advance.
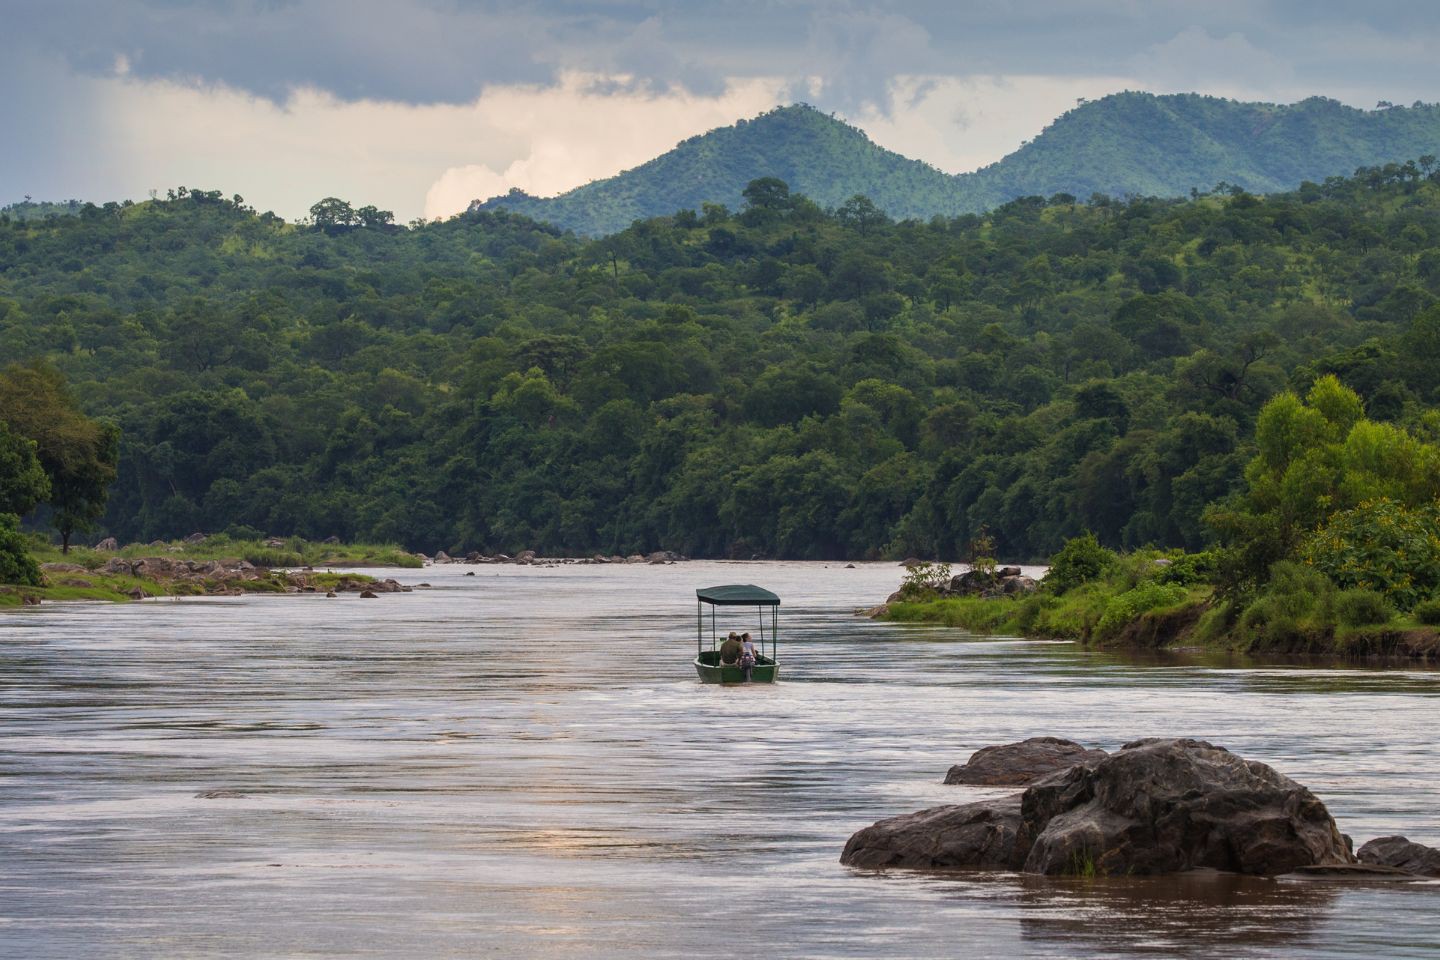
[6,163,1440,585]
[884,377,1440,657]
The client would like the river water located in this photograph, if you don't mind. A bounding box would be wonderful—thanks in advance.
[2,561,1439,959]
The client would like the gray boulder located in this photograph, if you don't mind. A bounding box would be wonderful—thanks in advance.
[40,562,87,574]
[1019,738,1352,876]
[1357,836,1440,877]
[845,738,1352,878]
[945,737,1107,786]
[93,537,119,551]
[1001,576,1039,595]
[841,795,1026,870]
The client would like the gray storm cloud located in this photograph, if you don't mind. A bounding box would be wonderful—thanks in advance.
[11,0,1440,109]
[7,1,1440,219]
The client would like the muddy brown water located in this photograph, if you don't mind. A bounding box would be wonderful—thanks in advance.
[2,561,1439,958]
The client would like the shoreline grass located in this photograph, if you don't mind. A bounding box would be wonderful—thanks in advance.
[30,535,423,570]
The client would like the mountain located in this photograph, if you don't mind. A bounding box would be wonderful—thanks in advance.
[475,104,961,235]
[475,94,1440,235]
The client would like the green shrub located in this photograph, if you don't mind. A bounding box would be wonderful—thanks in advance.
[898,560,951,600]
[0,513,41,586]
[1413,599,1440,626]
[1334,589,1394,627]
[1155,551,1218,587]
[1095,581,1189,641]
[1044,533,1116,593]
[1302,499,1440,611]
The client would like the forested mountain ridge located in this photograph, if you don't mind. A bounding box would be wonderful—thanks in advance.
[473,104,961,236]
[475,95,1440,236]
[4,166,1440,561]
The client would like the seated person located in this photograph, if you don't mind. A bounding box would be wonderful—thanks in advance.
[740,632,758,680]
[719,631,744,665]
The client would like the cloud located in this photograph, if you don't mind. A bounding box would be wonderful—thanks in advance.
[13,60,784,221]
[850,74,1139,174]
[1128,27,1300,101]
[420,74,789,218]
[12,1,1440,221]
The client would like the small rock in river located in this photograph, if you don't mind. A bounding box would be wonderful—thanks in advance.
[944,737,1107,786]
[1357,836,1440,877]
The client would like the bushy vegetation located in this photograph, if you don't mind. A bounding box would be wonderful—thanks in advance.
[0,513,40,586]
[9,157,1440,566]
[1042,533,1114,593]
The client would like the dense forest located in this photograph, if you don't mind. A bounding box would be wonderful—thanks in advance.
[5,166,1440,561]
[480,95,1440,236]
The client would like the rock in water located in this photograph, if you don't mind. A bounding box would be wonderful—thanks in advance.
[841,796,1026,870]
[1357,836,1440,877]
[845,738,1353,877]
[1020,738,1352,876]
[944,737,1107,786]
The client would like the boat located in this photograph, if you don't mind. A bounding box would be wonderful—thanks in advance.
[693,584,780,683]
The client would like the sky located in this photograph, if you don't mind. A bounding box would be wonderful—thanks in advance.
[7,1,1440,222]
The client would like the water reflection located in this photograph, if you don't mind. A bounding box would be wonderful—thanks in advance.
[3,562,1440,958]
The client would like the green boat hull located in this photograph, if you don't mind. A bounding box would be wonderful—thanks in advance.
[693,650,779,684]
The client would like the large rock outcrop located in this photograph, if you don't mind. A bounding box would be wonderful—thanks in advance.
[843,738,1354,877]
[1019,738,1351,876]
[944,737,1107,786]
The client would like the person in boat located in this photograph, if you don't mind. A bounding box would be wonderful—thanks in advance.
[719,631,744,667]
[740,632,758,681]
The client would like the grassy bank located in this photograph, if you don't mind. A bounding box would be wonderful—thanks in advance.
[31,535,423,570]
[0,566,377,607]
[876,544,1440,660]
[1,534,402,606]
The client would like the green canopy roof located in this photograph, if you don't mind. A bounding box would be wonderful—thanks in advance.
[696,584,781,606]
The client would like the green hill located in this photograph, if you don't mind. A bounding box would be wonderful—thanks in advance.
[475,104,961,234]
[476,94,1440,235]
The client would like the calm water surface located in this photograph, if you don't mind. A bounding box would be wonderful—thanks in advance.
[2,561,1439,958]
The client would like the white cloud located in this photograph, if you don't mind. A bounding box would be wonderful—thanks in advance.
[849,74,1138,174]
[68,68,785,222]
[421,74,788,219]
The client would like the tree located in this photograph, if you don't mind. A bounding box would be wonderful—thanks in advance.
[0,363,120,552]
[837,194,888,236]
[309,197,357,233]
[0,420,49,516]
[740,178,793,223]
[0,512,40,586]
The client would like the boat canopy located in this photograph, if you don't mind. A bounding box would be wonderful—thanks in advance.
[696,584,780,606]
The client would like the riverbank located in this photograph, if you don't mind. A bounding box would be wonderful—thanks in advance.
[0,535,417,606]
[872,553,1440,661]
[43,536,425,569]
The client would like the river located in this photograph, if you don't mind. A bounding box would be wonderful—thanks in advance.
[2,561,1438,958]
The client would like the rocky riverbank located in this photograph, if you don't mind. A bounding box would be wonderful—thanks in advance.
[843,737,1440,882]
[4,556,402,606]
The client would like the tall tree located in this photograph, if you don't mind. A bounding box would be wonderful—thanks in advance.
[0,420,50,516]
[0,363,120,553]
